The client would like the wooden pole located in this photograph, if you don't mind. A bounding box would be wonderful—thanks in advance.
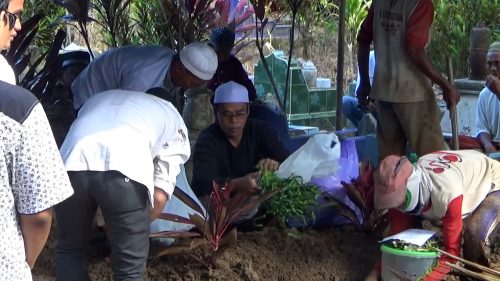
[335,0,346,130]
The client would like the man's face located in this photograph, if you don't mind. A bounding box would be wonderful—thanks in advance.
[487,51,500,78]
[216,103,249,140]
[0,0,24,50]
[172,63,207,90]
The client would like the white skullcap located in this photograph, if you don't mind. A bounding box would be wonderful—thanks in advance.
[179,42,218,80]
[214,81,249,104]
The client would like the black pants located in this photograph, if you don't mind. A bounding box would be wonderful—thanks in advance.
[55,170,150,281]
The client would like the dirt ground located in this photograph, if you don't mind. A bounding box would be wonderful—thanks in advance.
[32,226,380,281]
[32,222,500,281]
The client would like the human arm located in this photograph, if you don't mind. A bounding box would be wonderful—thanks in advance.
[486,74,500,96]
[150,187,169,221]
[152,122,191,219]
[13,102,73,268]
[475,89,497,153]
[478,132,497,154]
[422,196,463,281]
[405,1,460,108]
[356,5,374,110]
[19,209,53,269]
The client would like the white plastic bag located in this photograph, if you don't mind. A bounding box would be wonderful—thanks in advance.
[275,133,341,182]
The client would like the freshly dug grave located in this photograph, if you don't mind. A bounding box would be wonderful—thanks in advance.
[33,226,379,281]
[32,224,499,281]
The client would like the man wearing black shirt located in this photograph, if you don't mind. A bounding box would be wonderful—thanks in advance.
[192,81,290,198]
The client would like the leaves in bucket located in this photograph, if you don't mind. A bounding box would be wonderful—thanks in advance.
[385,239,441,253]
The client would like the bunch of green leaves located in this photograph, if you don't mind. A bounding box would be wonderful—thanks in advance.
[385,239,440,253]
[259,171,320,226]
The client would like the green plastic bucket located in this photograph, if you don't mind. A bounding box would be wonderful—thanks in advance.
[381,244,438,281]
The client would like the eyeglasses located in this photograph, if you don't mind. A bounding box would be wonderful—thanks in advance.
[220,110,248,120]
[2,10,19,30]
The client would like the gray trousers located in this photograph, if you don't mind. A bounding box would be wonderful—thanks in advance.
[55,170,150,281]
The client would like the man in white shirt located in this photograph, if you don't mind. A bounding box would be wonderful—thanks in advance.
[0,1,75,281]
[0,0,21,84]
[56,88,196,280]
[71,42,218,110]
[476,42,500,154]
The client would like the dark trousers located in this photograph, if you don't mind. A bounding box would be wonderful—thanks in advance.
[55,170,150,281]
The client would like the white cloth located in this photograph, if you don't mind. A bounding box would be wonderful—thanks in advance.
[1,83,73,281]
[355,50,375,91]
[416,150,500,220]
[0,55,16,85]
[60,90,191,203]
[71,46,176,109]
[475,87,500,141]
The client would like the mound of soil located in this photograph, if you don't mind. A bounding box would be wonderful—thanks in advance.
[33,226,379,281]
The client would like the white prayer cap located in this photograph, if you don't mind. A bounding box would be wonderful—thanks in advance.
[179,42,218,80]
[214,81,249,104]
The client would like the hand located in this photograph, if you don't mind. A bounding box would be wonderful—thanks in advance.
[356,82,372,111]
[421,257,453,281]
[486,74,500,99]
[257,158,280,172]
[150,187,168,221]
[442,83,460,109]
[244,171,261,193]
[484,143,498,154]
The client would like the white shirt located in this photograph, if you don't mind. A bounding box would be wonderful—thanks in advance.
[0,55,16,85]
[417,150,500,220]
[1,82,73,281]
[475,87,500,141]
[60,90,190,202]
[71,46,176,109]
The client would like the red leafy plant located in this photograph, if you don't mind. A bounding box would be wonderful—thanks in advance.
[324,162,388,236]
[150,180,278,267]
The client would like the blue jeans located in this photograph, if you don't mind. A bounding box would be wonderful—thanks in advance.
[342,95,364,127]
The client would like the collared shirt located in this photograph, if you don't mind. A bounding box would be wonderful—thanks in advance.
[476,87,500,141]
[208,55,257,102]
[60,90,190,202]
[192,119,290,196]
[0,55,16,85]
[0,82,73,281]
[71,46,176,109]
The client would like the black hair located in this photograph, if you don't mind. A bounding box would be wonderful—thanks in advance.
[0,0,8,10]
[210,27,235,51]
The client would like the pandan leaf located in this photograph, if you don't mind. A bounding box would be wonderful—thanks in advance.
[173,186,205,216]
[158,213,194,225]
[149,230,200,238]
[189,213,213,241]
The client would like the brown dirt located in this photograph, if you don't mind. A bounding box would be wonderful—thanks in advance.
[33,226,380,281]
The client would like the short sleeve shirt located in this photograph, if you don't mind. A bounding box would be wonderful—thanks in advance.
[0,82,73,280]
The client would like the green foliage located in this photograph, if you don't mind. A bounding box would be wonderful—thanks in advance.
[92,0,135,47]
[129,0,166,46]
[23,0,65,53]
[259,171,320,226]
[385,239,440,253]
[428,0,500,78]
